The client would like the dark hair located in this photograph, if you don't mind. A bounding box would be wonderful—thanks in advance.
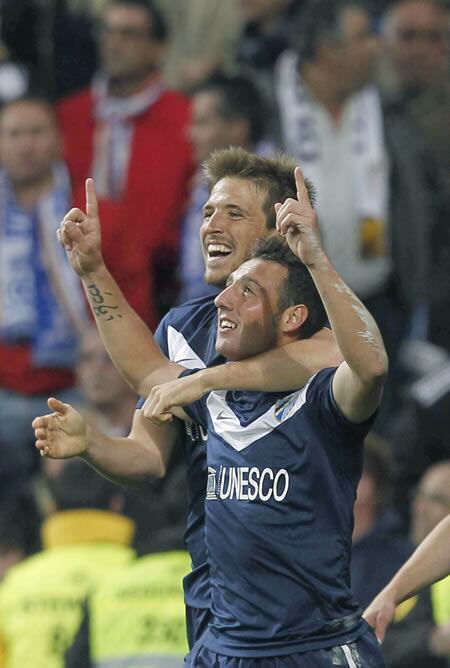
[294,0,363,62]
[108,0,168,41]
[45,459,121,512]
[204,146,316,230]
[192,72,267,145]
[250,235,327,339]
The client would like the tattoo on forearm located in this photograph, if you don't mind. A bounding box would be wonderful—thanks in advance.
[87,284,122,321]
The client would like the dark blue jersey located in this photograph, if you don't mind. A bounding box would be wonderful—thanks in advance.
[137,295,221,609]
[183,368,374,658]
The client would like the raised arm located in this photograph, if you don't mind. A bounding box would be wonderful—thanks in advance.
[59,178,179,394]
[33,398,179,487]
[275,167,388,423]
[363,516,450,643]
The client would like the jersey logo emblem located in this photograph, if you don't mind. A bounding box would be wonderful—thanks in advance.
[206,467,218,499]
[274,393,301,421]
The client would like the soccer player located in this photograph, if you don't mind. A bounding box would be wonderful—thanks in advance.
[364,515,450,644]
[35,159,387,666]
[34,148,341,647]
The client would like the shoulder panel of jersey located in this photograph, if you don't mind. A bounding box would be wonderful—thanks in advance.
[157,294,217,364]
[206,374,317,452]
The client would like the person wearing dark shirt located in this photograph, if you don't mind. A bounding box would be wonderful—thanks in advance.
[34,148,341,648]
[35,151,387,665]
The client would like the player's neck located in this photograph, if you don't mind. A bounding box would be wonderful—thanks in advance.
[12,171,55,210]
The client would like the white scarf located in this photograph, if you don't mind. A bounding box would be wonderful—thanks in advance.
[92,74,165,199]
[0,164,87,367]
[276,50,389,232]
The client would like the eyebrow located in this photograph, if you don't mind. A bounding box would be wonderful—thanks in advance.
[225,274,262,290]
[203,203,248,215]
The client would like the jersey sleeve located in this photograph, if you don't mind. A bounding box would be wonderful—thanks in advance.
[306,368,376,444]
[178,368,208,429]
[154,314,169,356]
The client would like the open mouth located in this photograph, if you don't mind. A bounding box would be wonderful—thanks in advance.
[206,243,233,262]
[219,317,237,331]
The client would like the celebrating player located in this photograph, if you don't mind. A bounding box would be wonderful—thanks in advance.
[34,156,388,666]
[34,148,340,647]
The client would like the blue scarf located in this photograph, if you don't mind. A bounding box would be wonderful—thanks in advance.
[0,164,87,368]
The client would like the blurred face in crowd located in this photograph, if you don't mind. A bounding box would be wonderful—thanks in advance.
[189,91,251,164]
[76,329,134,411]
[98,4,163,84]
[214,258,288,360]
[0,101,60,187]
[410,462,450,545]
[333,6,380,94]
[239,0,292,25]
[382,0,448,90]
[201,177,269,287]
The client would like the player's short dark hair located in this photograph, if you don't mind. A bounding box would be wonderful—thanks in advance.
[204,147,315,231]
[192,73,267,145]
[250,235,327,339]
[45,459,121,512]
[107,0,167,41]
[294,0,363,62]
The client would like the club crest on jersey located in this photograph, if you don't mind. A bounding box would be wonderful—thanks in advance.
[274,393,299,422]
[206,466,289,502]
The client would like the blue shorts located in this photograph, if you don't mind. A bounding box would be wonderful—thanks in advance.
[185,629,385,667]
[185,606,212,650]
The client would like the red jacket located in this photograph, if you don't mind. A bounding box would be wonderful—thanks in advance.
[57,86,194,328]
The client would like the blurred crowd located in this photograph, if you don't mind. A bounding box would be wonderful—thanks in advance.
[0,0,448,666]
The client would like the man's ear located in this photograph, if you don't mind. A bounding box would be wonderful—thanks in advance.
[280,304,308,335]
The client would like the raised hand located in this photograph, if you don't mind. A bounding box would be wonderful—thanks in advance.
[33,398,88,459]
[141,373,208,425]
[275,167,325,267]
[58,178,103,276]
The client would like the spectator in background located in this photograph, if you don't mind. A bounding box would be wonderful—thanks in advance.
[0,458,135,668]
[179,73,274,303]
[236,0,301,138]
[351,434,412,611]
[158,0,242,91]
[57,0,194,326]
[0,97,86,485]
[74,327,187,554]
[275,0,437,433]
[378,462,450,667]
[379,0,448,103]
[379,0,450,352]
[350,435,443,668]
[65,550,191,667]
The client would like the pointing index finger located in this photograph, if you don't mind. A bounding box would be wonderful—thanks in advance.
[294,166,309,203]
[85,178,99,218]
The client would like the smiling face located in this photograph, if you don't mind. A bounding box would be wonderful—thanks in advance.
[214,258,288,360]
[201,177,270,288]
